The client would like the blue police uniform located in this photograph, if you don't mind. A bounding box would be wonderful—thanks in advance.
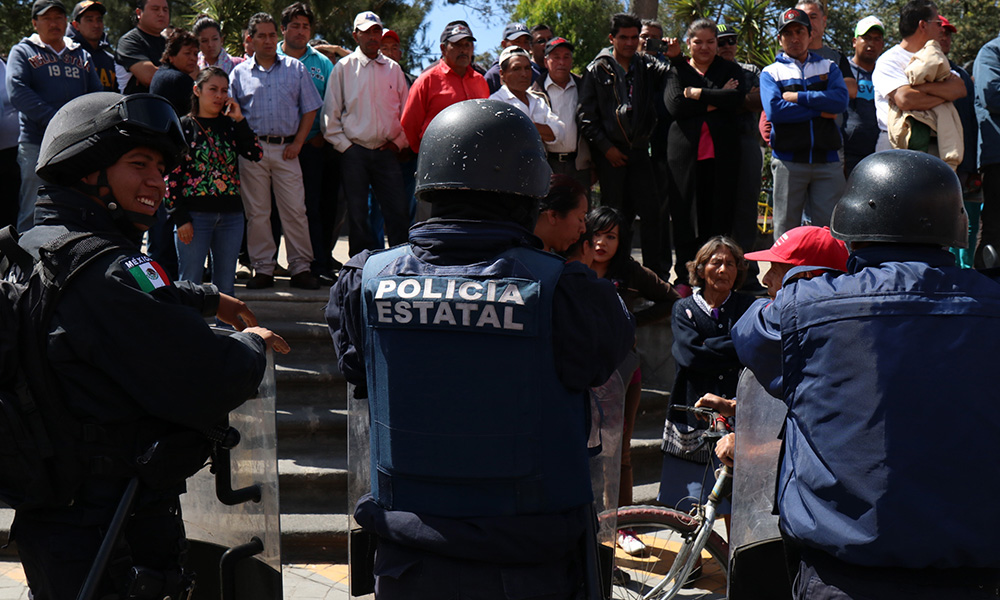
[732,245,1000,596]
[327,217,635,598]
[12,185,268,600]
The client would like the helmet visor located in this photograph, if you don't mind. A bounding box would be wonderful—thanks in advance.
[115,94,186,152]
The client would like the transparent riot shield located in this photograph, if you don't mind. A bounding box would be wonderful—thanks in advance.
[346,382,376,596]
[590,366,627,599]
[728,368,792,600]
[182,335,281,600]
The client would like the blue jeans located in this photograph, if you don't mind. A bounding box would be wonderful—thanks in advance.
[174,211,243,297]
[16,142,42,232]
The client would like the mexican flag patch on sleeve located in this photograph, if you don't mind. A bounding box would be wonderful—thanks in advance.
[123,255,171,292]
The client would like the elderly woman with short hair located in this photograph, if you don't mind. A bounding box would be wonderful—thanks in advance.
[658,235,754,513]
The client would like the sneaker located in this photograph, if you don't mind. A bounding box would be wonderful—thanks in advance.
[617,529,647,556]
[289,272,320,290]
[245,274,274,289]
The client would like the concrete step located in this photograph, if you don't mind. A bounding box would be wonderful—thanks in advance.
[276,405,346,443]
[278,444,347,515]
[280,512,348,563]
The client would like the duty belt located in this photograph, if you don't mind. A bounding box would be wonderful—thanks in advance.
[548,152,577,162]
[260,135,295,144]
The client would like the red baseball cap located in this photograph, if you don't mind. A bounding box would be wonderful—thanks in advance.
[382,29,401,44]
[938,15,957,33]
[745,226,848,271]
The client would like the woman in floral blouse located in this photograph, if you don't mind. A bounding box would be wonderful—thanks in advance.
[166,66,262,298]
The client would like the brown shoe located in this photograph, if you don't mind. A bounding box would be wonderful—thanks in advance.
[245,273,274,289]
[289,272,320,290]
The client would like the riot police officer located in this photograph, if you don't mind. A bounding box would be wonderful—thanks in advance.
[326,99,635,598]
[12,92,289,600]
[732,150,1000,599]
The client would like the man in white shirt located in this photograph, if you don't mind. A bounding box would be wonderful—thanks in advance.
[489,47,564,154]
[872,0,965,151]
[323,10,410,257]
[530,37,591,192]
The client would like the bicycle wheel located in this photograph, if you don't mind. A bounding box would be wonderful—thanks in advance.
[612,505,729,600]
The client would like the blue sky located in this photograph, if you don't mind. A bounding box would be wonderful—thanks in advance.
[417,1,509,68]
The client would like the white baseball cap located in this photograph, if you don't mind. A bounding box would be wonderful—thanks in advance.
[353,11,382,32]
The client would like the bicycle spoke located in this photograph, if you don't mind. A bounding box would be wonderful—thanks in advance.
[610,509,728,600]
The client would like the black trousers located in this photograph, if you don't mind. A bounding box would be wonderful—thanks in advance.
[594,148,669,278]
[14,494,187,600]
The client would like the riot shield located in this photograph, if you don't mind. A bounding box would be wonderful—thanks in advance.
[590,364,628,599]
[346,382,376,596]
[727,368,791,600]
[181,333,281,600]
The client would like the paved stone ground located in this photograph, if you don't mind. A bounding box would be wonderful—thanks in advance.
[0,561,361,600]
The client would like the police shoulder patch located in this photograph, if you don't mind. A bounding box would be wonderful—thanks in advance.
[122,255,171,292]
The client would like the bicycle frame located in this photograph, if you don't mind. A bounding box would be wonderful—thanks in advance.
[638,464,733,600]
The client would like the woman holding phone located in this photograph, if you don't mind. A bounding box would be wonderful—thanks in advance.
[165,66,262,301]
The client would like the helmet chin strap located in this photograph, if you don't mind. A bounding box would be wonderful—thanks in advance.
[74,170,158,230]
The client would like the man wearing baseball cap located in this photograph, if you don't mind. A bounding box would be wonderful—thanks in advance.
[484,22,540,94]
[6,0,101,232]
[400,20,488,156]
[68,1,117,92]
[760,8,848,240]
[529,37,591,190]
[323,9,411,258]
[843,16,885,174]
[745,225,848,298]
[697,225,847,475]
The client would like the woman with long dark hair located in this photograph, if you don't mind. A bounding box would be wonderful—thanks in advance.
[165,66,262,301]
[586,206,679,556]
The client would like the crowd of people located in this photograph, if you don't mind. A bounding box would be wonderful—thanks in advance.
[2,0,998,291]
[4,0,1000,596]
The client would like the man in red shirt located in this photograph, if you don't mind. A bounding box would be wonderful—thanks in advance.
[400,21,488,154]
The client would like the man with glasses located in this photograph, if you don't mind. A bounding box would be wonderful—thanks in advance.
[528,24,552,79]
[872,0,966,152]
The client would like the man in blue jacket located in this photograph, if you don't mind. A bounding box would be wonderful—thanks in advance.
[327,99,635,598]
[6,0,102,233]
[732,150,1000,599]
[760,8,848,240]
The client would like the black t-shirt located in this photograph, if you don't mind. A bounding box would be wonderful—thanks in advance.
[115,27,166,94]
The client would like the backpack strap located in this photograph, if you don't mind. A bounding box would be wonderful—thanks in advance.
[0,225,34,278]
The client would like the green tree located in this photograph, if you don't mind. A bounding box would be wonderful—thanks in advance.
[509,0,625,72]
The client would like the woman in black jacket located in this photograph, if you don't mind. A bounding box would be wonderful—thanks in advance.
[664,19,746,286]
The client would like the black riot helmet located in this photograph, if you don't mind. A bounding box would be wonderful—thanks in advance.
[415,99,552,201]
[36,92,187,227]
[831,150,967,248]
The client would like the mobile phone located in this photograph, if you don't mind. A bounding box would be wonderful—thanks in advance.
[645,37,663,53]
[223,101,232,116]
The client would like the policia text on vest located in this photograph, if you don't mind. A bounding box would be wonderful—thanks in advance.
[366,276,538,333]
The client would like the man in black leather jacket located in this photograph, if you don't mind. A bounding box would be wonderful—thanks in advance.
[578,12,671,278]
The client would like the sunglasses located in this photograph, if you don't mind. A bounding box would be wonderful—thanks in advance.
[718,37,737,46]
